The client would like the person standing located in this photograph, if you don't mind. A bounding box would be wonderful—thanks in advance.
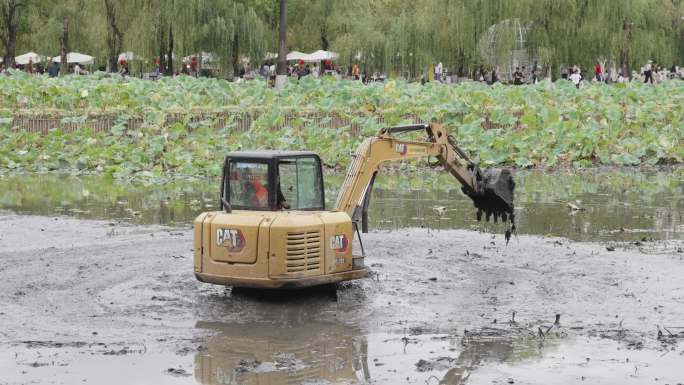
[151,60,160,79]
[352,63,360,80]
[435,62,443,82]
[594,61,603,82]
[531,64,539,84]
[118,59,129,76]
[74,63,82,75]
[569,68,582,88]
[513,67,523,85]
[48,61,59,77]
[644,61,654,84]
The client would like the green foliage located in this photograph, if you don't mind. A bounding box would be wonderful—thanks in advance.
[5,0,684,77]
[0,74,682,181]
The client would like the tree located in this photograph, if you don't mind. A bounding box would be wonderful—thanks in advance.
[103,0,123,72]
[277,0,286,76]
[59,16,68,75]
[3,0,682,79]
[0,0,26,68]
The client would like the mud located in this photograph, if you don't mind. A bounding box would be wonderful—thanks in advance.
[1,213,684,384]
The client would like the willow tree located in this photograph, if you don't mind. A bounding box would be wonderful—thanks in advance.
[103,0,132,72]
[287,0,336,51]
[0,0,28,67]
[5,0,683,79]
[322,0,387,74]
[190,0,270,78]
[21,0,101,73]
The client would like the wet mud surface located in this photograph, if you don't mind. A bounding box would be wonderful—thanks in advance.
[1,214,684,384]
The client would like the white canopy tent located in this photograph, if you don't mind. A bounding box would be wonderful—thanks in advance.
[182,52,217,66]
[117,52,140,62]
[302,50,339,62]
[286,51,307,61]
[263,52,278,61]
[15,52,45,65]
[52,52,95,65]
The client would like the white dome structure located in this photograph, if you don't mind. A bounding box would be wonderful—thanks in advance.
[478,19,535,81]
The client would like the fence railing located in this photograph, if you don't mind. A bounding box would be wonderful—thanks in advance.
[9,109,510,134]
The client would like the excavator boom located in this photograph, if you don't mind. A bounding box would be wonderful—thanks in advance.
[334,124,515,231]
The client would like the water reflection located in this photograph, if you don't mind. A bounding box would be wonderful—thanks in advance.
[192,317,553,385]
[194,320,369,385]
[0,167,682,241]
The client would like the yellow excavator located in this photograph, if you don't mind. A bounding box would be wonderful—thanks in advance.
[193,124,515,289]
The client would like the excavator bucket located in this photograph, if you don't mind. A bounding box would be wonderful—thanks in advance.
[463,166,516,224]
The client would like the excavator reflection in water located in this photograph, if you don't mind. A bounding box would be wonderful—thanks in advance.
[194,320,370,385]
[193,321,547,385]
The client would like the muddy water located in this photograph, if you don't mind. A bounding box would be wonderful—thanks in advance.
[0,166,682,241]
[1,169,684,384]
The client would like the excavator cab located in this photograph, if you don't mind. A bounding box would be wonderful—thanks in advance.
[221,151,325,212]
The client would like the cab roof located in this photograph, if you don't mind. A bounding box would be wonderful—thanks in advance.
[225,150,320,160]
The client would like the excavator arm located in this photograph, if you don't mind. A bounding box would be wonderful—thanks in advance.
[334,124,515,233]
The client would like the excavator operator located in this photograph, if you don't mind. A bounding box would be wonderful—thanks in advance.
[246,176,269,208]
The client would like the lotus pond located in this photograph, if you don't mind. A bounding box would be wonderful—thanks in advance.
[0,74,682,179]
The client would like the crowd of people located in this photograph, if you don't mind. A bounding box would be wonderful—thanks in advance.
[426,60,684,88]
[559,61,684,88]
[2,53,682,89]
[0,60,92,77]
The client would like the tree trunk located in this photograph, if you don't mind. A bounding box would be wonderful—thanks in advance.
[158,19,166,75]
[321,26,329,51]
[166,26,174,75]
[276,0,287,76]
[59,17,69,76]
[621,20,632,80]
[104,0,123,73]
[232,32,240,78]
[1,0,20,68]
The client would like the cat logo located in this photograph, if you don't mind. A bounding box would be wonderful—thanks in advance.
[395,143,407,155]
[330,234,349,252]
[216,228,245,252]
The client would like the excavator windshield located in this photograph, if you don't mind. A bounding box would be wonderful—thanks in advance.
[278,157,324,210]
[222,152,325,211]
[227,161,270,209]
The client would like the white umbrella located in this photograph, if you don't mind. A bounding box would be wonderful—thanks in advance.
[15,52,44,65]
[183,52,216,65]
[52,52,95,65]
[117,52,138,62]
[303,50,339,62]
[264,52,278,61]
[286,51,307,61]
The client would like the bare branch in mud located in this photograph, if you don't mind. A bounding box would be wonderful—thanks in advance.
[545,314,561,334]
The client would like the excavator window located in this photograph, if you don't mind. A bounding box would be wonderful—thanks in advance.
[278,157,324,210]
[228,162,270,209]
[223,154,325,211]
